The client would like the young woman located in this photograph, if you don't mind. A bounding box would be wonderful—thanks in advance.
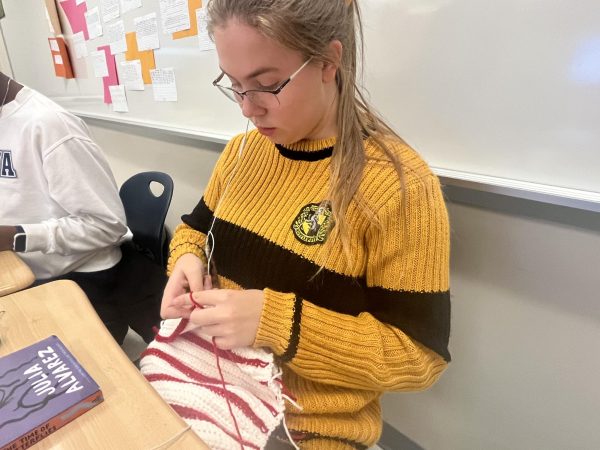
[158,1,451,448]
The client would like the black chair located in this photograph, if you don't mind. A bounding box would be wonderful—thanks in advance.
[119,171,174,267]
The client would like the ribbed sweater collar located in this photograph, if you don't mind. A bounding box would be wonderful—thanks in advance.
[275,136,336,161]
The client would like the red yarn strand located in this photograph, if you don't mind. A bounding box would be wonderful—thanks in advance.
[189,292,245,450]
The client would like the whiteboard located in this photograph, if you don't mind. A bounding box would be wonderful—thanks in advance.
[1,0,599,204]
[361,0,600,200]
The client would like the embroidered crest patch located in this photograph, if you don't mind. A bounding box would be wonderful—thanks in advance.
[291,202,333,245]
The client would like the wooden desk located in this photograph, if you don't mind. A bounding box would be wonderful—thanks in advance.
[0,251,34,296]
[0,280,207,450]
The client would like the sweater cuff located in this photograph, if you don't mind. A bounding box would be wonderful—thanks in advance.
[254,289,302,362]
[166,225,207,276]
[20,223,49,253]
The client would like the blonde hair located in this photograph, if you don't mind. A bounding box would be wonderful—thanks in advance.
[207,0,405,260]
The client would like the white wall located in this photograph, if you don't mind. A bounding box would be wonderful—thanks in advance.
[86,119,222,231]
[89,120,600,450]
[0,26,12,77]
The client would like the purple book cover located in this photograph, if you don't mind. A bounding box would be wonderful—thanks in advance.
[0,336,103,450]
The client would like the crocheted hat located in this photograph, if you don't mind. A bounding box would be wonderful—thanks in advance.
[140,318,286,450]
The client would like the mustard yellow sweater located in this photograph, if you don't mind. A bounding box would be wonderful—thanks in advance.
[168,130,451,449]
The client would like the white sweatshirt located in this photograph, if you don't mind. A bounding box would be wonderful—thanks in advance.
[0,86,131,279]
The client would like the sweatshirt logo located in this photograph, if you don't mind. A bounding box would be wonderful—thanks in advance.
[291,202,333,245]
[0,150,17,178]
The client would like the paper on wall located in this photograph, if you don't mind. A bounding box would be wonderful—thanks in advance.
[48,37,74,78]
[159,0,190,34]
[100,0,120,22]
[85,7,103,39]
[125,32,156,84]
[98,45,120,103]
[134,13,160,51]
[60,0,90,40]
[91,50,109,77]
[120,60,145,90]
[197,8,215,51]
[109,85,129,112]
[151,68,178,102]
[121,0,142,14]
[73,31,89,58]
[106,20,127,54]
[173,0,201,40]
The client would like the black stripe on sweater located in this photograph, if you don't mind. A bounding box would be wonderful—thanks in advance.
[298,431,368,450]
[275,143,333,161]
[182,197,214,231]
[182,198,451,361]
[279,295,303,363]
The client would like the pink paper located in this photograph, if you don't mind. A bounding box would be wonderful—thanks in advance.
[98,46,119,104]
[60,0,89,40]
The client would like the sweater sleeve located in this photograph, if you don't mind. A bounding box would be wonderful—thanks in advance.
[166,133,245,275]
[22,135,129,255]
[254,175,451,392]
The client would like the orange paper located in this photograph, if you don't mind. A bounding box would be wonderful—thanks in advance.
[173,0,202,40]
[125,32,156,85]
[48,37,74,79]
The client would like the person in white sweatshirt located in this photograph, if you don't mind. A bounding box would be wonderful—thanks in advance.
[0,71,135,342]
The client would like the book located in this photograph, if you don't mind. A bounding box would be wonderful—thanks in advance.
[0,336,103,450]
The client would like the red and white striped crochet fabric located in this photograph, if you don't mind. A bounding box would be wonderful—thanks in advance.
[140,318,286,450]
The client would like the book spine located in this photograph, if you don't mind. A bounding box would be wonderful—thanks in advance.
[1,390,103,450]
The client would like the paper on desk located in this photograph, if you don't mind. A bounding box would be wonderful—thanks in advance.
[100,0,120,22]
[85,7,103,39]
[60,0,90,40]
[106,20,127,54]
[151,68,178,102]
[109,85,129,112]
[120,60,144,90]
[121,0,142,14]
[159,0,190,34]
[197,8,215,51]
[134,13,160,51]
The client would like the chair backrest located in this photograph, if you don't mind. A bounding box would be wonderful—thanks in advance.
[119,171,174,267]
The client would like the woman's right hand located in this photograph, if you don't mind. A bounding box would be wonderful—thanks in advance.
[161,253,207,319]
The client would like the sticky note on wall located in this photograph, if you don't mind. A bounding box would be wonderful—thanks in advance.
[48,37,74,78]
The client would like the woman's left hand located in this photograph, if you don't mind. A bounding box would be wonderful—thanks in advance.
[183,289,265,350]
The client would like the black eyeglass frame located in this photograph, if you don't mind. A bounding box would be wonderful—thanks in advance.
[212,58,312,105]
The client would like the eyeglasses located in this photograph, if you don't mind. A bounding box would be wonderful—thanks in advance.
[212,58,312,108]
